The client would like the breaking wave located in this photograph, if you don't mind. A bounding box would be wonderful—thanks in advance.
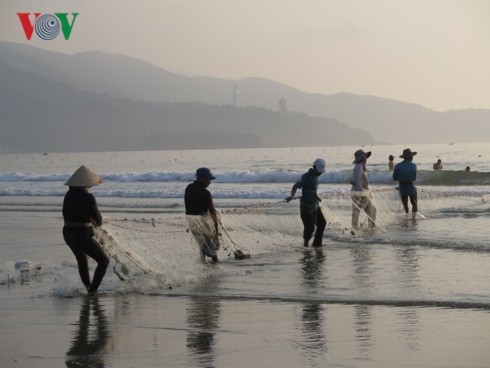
[1,169,489,186]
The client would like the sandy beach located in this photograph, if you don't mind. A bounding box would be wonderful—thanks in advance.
[3,290,490,368]
[2,205,490,368]
[1,145,489,367]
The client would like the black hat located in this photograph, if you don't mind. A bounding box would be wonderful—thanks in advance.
[400,148,417,159]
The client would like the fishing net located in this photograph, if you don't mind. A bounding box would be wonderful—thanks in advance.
[95,188,488,288]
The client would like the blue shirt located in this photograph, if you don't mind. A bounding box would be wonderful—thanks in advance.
[393,160,417,197]
[295,168,320,212]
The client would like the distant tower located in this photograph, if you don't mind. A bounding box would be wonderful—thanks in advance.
[232,84,239,108]
[278,96,287,113]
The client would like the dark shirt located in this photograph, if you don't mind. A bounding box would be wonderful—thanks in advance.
[184,181,214,215]
[62,187,102,225]
[295,168,320,213]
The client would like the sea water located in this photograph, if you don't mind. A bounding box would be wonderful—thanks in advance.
[1,143,490,367]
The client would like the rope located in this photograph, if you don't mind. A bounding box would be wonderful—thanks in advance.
[106,220,190,234]
[99,188,485,252]
[218,219,250,255]
[103,217,207,235]
[220,197,297,214]
[216,211,251,256]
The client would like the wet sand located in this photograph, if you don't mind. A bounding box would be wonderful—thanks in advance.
[2,290,490,368]
[2,208,490,367]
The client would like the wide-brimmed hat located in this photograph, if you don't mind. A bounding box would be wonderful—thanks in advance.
[353,149,372,164]
[313,158,326,173]
[196,167,216,180]
[400,148,417,159]
[64,165,103,187]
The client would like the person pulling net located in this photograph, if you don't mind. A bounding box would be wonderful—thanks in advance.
[91,185,486,291]
[184,167,221,263]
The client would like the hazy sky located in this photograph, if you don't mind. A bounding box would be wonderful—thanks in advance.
[2,0,489,111]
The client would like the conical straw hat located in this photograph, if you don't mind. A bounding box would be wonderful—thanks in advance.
[64,165,103,187]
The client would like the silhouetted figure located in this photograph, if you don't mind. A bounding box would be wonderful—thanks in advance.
[286,159,327,247]
[185,168,220,263]
[433,159,443,170]
[63,165,109,293]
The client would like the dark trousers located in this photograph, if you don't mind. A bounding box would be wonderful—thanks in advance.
[63,227,110,293]
[401,194,418,214]
[300,208,326,246]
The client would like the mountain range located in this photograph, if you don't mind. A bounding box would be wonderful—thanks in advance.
[1,41,488,153]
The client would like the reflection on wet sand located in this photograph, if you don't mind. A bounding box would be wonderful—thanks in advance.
[186,297,220,368]
[395,245,421,352]
[297,249,327,364]
[349,244,422,358]
[350,246,373,358]
[354,304,372,357]
[396,245,421,289]
[300,248,326,289]
[65,295,109,368]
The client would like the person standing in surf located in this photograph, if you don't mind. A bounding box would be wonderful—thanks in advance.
[393,148,418,215]
[388,155,395,171]
[350,149,377,231]
[286,159,327,247]
[433,158,443,170]
[62,165,109,294]
[185,168,220,263]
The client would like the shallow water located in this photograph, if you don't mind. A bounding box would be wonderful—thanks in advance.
[1,144,490,367]
[3,280,490,368]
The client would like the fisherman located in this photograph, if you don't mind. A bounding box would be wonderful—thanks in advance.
[351,149,376,230]
[286,158,327,247]
[184,168,220,263]
[393,148,418,215]
[62,165,109,293]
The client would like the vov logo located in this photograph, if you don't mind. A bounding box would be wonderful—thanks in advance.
[17,13,79,41]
